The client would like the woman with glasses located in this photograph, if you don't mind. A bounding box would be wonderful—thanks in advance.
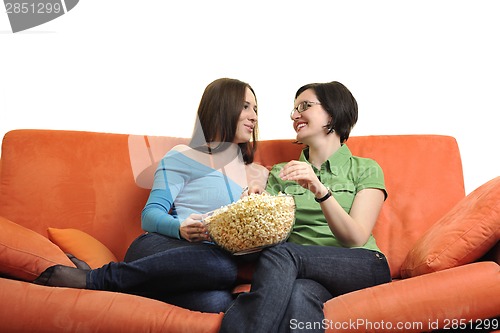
[219,81,392,332]
[33,78,267,313]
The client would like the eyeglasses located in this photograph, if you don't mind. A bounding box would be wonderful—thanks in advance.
[290,101,321,120]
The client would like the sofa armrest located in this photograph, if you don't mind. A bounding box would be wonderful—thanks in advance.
[324,261,500,333]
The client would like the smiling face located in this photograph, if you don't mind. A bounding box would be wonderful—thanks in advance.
[234,87,258,144]
[291,88,330,144]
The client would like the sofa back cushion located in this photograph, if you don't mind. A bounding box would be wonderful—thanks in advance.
[0,131,466,278]
[0,130,152,260]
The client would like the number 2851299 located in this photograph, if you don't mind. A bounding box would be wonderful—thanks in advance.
[443,318,498,330]
[5,2,62,14]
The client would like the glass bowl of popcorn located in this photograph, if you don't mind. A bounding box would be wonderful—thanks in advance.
[203,193,295,255]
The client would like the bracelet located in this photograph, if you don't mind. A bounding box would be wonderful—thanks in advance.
[315,190,332,203]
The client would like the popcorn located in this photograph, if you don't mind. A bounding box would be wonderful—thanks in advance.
[204,193,295,254]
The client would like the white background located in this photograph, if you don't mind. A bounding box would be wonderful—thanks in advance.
[1,0,499,194]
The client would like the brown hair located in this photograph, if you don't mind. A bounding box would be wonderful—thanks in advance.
[190,78,258,164]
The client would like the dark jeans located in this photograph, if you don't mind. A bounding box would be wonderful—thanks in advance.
[220,242,392,333]
[86,233,239,313]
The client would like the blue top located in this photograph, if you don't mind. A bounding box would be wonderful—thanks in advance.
[141,149,243,239]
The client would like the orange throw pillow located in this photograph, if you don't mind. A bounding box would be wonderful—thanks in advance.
[401,176,500,278]
[47,228,118,269]
[0,216,75,281]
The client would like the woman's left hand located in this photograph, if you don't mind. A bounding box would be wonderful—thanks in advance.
[240,185,266,198]
[279,160,325,196]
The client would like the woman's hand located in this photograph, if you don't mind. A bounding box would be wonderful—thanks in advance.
[180,214,210,242]
[240,185,267,198]
[279,160,327,197]
[243,163,269,198]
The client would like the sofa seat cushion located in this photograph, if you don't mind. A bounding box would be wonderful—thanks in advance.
[401,176,500,278]
[48,228,118,269]
[0,277,224,333]
[0,216,75,281]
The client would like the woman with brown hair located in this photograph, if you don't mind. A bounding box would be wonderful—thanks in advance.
[34,78,267,313]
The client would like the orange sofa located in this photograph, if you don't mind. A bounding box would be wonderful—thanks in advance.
[0,129,499,333]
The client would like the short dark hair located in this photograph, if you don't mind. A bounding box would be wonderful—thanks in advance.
[295,81,358,143]
[190,78,258,163]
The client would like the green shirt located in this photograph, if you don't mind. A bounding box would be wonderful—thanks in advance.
[266,144,387,252]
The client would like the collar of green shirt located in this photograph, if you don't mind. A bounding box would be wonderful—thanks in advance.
[299,144,352,176]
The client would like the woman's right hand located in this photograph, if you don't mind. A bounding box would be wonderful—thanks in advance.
[180,214,210,242]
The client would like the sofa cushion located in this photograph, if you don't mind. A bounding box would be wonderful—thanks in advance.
[0,130,149,262]
[0,277,224,333]
[48,228,118,269]
[401,176,500,278]
[0,216,75,281]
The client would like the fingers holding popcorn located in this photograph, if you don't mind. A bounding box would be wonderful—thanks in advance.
[242,185,267,197]
[279,160,322,192]
[280,161,311,180]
